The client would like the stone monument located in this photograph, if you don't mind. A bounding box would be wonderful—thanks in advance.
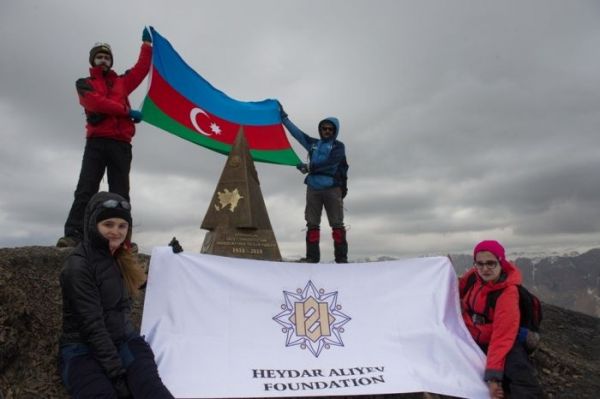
[200,127,282,261]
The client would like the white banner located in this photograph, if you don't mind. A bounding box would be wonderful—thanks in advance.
[141,247,488,398]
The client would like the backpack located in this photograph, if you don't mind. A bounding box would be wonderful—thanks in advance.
[336,156,349,198]
[462,273,543,333]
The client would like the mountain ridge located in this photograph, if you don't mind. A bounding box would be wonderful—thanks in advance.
[357,248,600,318]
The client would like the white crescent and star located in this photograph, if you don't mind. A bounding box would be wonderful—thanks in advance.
[190,107,222,136]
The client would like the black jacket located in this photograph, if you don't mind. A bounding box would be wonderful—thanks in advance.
[59,192,134,379]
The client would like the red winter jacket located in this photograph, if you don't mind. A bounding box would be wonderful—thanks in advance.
[76,43,152,143]
[459,262,521,381]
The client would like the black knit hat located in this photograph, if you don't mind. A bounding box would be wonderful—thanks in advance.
[96,205,131,225]
[89,43,113,68]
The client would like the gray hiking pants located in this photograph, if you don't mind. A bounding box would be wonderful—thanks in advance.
[305,186,344,230]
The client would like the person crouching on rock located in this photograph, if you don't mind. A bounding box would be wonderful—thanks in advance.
[459,240,543,399]
[58,191,173,398]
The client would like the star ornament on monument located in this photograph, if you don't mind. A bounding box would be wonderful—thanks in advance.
[273,280,351,357]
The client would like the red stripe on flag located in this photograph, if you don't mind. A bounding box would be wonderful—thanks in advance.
[148,69,290,150]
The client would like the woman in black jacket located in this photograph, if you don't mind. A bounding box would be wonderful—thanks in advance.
[59,191,173,398]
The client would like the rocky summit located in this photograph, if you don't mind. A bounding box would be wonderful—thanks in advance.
[1,246,599,398]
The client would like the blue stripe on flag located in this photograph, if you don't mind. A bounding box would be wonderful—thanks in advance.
[150,27,280,125]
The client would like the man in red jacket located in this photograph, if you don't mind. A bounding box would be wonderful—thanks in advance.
[57,28,153,248]
[459,240,543,398]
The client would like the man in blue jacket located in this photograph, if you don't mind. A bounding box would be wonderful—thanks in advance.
[280,104,349,263]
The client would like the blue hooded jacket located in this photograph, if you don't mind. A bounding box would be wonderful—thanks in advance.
[283,116,347,190]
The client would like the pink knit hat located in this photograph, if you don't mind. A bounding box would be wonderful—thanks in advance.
[473,240,508,269]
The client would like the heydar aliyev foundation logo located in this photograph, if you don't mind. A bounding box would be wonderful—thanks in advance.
[273,281,351,357]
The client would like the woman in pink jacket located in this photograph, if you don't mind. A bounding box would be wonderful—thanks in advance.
[459,240,543,398]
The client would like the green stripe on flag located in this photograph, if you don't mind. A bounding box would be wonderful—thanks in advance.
[250,147,300,166]
[142,98,300,166]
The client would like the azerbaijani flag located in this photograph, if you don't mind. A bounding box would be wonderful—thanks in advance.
[141,28,300,166]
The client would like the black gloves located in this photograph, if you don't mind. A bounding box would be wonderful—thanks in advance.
[169,237,184,253]
[296,163,309,174]
[129,110,143,123]
[112,375,132,398]
[142,27,152,43]
[277,101,288,119]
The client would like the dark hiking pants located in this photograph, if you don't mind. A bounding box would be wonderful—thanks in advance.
[64,138,132,239]
[59,336,173,398]
[503,342,544,398]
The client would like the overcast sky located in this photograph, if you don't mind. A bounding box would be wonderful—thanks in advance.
[1,0,600,261]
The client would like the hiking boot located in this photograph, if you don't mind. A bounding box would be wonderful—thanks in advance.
[333,227,348,263]
[56,236,80,248]
[305,229,320,263]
